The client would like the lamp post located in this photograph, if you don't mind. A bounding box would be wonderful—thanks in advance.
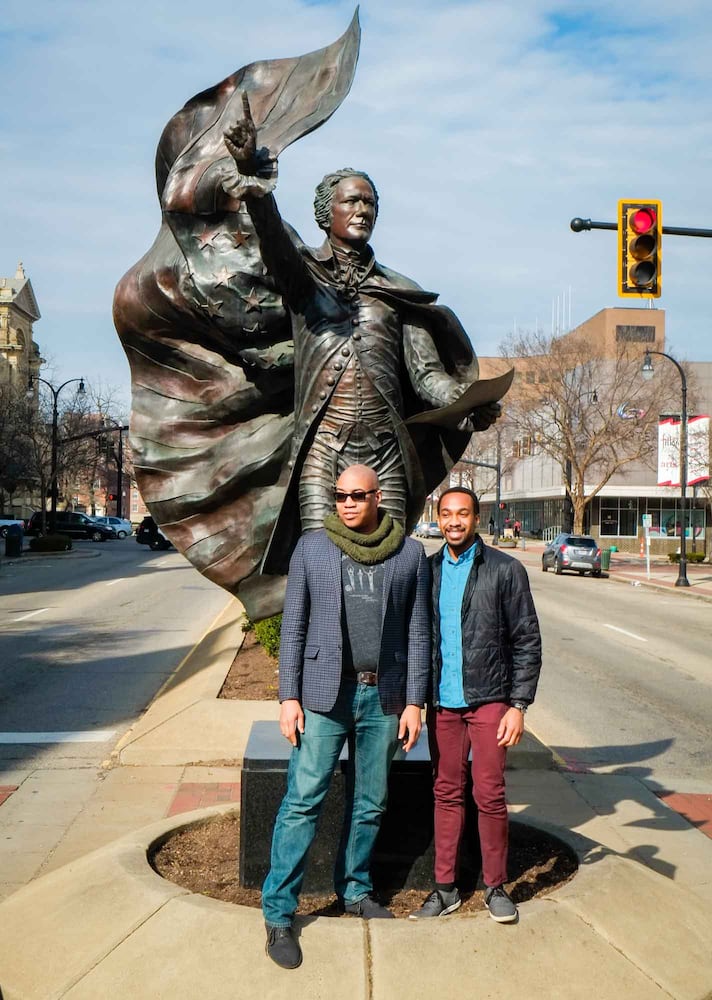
[27,375,86,534]
[641,350,689,587]
[459,429,502,543]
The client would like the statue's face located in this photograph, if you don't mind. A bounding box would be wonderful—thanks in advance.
[329,177,376,249]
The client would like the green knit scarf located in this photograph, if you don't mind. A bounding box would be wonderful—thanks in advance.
[323,511,405,564]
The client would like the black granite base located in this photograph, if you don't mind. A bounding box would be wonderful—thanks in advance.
[239,721,481,894]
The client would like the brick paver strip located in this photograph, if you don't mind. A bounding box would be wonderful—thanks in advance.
[657,792,712,839]
[0,786,19,808]
[167,782,241,817]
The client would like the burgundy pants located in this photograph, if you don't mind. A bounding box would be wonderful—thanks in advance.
[427,702,509,888]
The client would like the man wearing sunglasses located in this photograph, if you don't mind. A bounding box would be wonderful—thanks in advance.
[261,464,430,969]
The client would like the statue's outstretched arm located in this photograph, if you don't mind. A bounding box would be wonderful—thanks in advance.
[223,94,313,309]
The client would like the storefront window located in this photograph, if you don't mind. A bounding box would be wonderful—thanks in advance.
[599,498,638,536]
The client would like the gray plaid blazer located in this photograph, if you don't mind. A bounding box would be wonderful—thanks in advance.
[278,529,431,714]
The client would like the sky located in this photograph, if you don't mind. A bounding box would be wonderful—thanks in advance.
[3,0,712,408]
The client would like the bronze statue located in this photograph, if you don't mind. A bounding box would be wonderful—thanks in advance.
[114,12,504,620]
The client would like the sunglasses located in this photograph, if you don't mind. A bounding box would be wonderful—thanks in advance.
[334,489,378,503]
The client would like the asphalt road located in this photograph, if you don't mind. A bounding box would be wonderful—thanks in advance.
[2,535,710,794]
[424,537,712,793]
[0,539,231,770]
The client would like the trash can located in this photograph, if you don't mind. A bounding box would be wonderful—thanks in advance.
[601,548,611,571]
[4,523,23,558]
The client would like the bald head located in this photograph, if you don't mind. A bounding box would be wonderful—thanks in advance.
[336,465,379,493]
[334,465,381,533]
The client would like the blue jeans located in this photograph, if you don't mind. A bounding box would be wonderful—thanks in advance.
[261,679,400,927]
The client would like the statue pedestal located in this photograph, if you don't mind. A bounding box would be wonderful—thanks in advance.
[239,721,482,894]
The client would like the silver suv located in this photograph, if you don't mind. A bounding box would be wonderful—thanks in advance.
[542,534,602,577]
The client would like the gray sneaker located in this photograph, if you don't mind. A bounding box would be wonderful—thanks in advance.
[408,888,462,919]
[484,885,517,923]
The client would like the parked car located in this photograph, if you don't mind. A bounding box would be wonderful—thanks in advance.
[542,533,602,576]
[0,515,26,538]
[90,515,133,539]
[414,521,443,539]
[135,515,172,550]
[26,511,117,542]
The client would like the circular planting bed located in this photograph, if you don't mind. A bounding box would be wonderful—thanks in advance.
[150,811,578,919]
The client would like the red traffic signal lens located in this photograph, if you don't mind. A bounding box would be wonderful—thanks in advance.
[630,208,656,234]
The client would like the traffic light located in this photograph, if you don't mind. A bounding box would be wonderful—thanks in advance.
[107,493,117,502]
[499,502,506,510]
[617,200,662,298]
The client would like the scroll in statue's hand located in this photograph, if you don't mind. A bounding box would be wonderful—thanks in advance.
[457,401,502,433]
[224,92,259,175]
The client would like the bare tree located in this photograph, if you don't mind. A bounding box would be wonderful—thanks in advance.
[501,329,680,534]
[0,383,42,512]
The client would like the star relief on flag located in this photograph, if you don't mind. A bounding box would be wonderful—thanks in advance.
[241,286,266,312]
[213,265,238,288]
[200,296,225,318]
[229,229,252,249]
[194,226,222,250]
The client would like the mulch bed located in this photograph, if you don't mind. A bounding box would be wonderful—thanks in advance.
[151,813,577,919]
[219,629,279,701]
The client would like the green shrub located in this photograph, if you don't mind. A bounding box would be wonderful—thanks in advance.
[667,551,706,564]
[240,614,254,634]
[29,534,72,552]
[253,613,283,659]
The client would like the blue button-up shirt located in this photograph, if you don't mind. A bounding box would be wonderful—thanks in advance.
[438,540,477,708]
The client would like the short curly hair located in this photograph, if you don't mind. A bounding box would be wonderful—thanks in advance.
[313,169,379,233]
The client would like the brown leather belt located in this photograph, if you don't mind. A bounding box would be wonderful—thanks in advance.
[356,671,378,686]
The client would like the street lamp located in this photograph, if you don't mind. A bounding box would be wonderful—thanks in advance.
[27,375,86,534]
[641,350,689,587]
[459,428,502,542]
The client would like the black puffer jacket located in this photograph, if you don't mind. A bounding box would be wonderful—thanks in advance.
[430,537,542,708]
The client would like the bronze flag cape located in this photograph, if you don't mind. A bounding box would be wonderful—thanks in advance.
[113,12,479,620]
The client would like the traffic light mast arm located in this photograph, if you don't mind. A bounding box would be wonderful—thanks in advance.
[571,218,712,237]
[59,424,129,445]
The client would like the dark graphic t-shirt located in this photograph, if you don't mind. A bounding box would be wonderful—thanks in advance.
[341,555,384,674]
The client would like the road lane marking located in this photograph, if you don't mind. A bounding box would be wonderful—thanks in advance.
[603,624,647,642]
[106,578,127,587]
[13,608,48,622]
[0,731,117,743]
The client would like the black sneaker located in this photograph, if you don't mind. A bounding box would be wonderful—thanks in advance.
[484,885,517,923]
[265,924,302,969]
[341,894,395,919]
[408,888,462,920]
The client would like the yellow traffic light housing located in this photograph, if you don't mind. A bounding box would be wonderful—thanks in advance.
[618,200,662,298]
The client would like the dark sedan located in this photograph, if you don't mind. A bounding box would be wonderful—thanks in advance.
[27,511,117,542]
[542,533,602,577]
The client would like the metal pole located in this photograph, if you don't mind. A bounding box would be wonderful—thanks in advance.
[571,217,712,238]
[642,351,689,587]
[29,376,86,535]
[495,432,502,543]
[678,369,689,587]
[116,429,124,519]
[50,391,59,535]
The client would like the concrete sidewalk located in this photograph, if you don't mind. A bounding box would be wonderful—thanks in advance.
[0,599,711,999]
